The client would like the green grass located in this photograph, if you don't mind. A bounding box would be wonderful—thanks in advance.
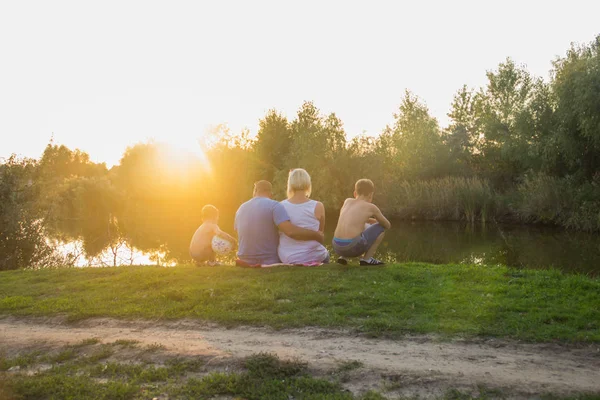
[86,345,114,362]
[336,360,364,373]
[244,352,307,379]
[0,349,384,400]
[111,339,140,348]
[0,349,43,370]
[46,348,79,363]
[144,342,166,353]
[71,337,101,347]
[333,359,365,383]
[0,350,382,400]
[0,348,598,400]
[0,263,599,342]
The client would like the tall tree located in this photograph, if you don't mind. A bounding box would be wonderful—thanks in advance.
[0,156,62,270]
[551,35,600,179]
[37,143,107,181]
[443,85,482,174]
[254,110,291,180]
[391,91,447,180]
[477,58,549,183]
[283,102,351,207]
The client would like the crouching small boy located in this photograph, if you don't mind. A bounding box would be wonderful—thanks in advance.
[189,205,237,266]
[332,179,391,265]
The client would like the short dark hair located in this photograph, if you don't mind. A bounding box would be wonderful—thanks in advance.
[355,179,375,196]
[254,180,272,195]
[202,204,219,221]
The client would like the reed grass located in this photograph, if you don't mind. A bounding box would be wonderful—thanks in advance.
[391,177,496,223]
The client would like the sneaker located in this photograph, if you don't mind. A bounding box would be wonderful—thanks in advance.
[359,258,385,266]
[336,257,348,265]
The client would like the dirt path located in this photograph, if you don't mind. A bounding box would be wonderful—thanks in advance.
[1,317,599,398]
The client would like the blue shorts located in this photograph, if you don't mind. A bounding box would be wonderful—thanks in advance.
[332,223,385,258]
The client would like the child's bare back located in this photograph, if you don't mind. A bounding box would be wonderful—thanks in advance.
[334,198,383,239]
[189,222,219,261]
[189,205,237,265]
[332,179,391,265]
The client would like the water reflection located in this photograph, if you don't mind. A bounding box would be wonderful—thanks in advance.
[57,218,600,275]
[223,217,600,275]
[55,240,173,267]
[322,221,599,276]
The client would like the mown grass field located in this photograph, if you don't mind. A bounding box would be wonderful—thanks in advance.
[1,263,599,342]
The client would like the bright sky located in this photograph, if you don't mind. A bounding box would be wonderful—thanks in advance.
[1,0,598,166]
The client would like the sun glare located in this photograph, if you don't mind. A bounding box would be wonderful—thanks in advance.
[162,138,212,174]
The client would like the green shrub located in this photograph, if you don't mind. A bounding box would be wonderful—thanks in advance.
[514,174,600,232]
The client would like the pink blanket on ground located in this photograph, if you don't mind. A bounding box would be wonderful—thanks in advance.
[235,259,323,268]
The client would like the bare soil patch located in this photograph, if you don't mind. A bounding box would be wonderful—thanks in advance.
[1,317,599,398]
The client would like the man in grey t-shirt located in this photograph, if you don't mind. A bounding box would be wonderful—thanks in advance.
[234,180,324,265]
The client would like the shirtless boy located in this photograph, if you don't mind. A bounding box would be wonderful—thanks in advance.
[332,179,391,266]
[189,204,237,265]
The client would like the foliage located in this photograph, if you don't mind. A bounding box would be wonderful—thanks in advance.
[255,109,292,180]
[443,85,482,174]
[391,90,449,180]
[0,156,66,270]
[390,177,496,223]
[3,35,600,266]
[37,143,107,181]
[551,36,600,179]
[515,173,600,232]
[265,101,349,205]
[47,176,126,258]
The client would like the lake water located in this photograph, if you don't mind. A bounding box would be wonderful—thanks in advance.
[328,220,600,276]
[60,218,600,276]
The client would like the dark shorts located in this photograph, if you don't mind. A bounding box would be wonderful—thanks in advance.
[332,223,385,258]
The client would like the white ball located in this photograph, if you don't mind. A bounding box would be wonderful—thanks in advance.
[211,236,234,254]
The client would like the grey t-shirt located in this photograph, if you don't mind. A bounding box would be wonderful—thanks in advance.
[234,197,290,265]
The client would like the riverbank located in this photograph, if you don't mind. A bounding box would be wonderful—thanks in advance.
[1,263,598,342]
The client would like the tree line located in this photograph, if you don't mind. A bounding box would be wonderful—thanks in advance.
[1,35,600,269]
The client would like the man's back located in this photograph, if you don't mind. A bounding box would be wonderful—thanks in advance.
[235,197,289,265]
[334,198,376,239]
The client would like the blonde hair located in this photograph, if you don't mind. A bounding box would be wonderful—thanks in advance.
[201,204,219,221]
[287,168,312,198]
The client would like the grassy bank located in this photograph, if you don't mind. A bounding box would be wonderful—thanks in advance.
[1,263,598,342]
